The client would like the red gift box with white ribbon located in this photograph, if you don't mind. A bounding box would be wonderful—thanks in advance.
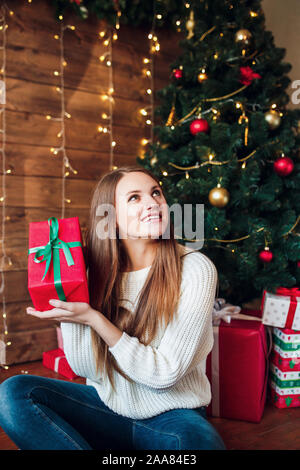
[206,299,269,423]
[43,348,79,380]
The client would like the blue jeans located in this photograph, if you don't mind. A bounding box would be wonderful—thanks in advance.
[0,374,226,450]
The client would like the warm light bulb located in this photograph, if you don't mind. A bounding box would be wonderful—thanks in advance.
[162,171,168,176]
[146,89,152,94]
[106,60,111,67]
[146,119,152,125]
[148,33,153,39]
[111,141,116,147]
[113,33,118,40]
[140,109,148,116]
[102,113,108,119]
[46,115,52,120]
[54,70,60,76]
[141,138,149,145]
[99,31,106,37]
[103,39,109,46]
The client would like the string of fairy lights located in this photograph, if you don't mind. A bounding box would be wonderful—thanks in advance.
[0,1,162,369]
[0,3,12,370]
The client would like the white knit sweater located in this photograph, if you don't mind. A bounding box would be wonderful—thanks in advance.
[60,247,218,420]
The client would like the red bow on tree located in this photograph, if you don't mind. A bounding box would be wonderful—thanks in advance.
[69,0,82,5]
[239,66,262,85]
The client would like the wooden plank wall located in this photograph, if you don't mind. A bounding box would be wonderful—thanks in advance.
[0,0,182,364]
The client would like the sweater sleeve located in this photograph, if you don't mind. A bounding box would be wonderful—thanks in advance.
[108,253,217,390]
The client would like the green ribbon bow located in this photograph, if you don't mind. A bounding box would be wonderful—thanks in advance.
[28,216,82,301]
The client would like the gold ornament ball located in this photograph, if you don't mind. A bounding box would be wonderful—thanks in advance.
[264,109,281,130]
[235,29,252,46]
[208,186,230,208]
[186,19,195,31]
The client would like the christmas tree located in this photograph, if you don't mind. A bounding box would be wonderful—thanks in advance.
[137,0,300,306]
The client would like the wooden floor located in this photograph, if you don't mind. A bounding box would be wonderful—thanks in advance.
[0,360,300,450]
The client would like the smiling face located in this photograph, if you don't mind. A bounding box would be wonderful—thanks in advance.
[115,172,169,239]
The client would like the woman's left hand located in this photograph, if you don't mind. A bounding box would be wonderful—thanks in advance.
[26,299,98,326]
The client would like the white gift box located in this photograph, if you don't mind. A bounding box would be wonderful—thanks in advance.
[261,290,300,330]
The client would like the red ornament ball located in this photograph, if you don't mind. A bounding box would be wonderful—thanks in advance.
[297,261,300,268]
[173,68,183,79]
[190,118,210,135]
[273,156,294,176]
[259,248,273,263]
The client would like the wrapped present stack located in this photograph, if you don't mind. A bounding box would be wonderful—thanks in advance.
[261,287,300,409]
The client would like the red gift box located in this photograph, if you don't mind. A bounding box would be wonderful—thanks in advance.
[269,384,300,409]
[271,349,300,372]
[206,311,268,423]
[43,348,79,380]
[28,216,89,311]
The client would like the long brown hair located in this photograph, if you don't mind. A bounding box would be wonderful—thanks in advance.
[85,165,194,392]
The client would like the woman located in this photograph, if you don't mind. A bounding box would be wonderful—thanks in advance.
[0,165,226,450]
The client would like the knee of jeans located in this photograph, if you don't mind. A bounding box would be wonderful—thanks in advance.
[0,375,31,416]
[179,420,226,450]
